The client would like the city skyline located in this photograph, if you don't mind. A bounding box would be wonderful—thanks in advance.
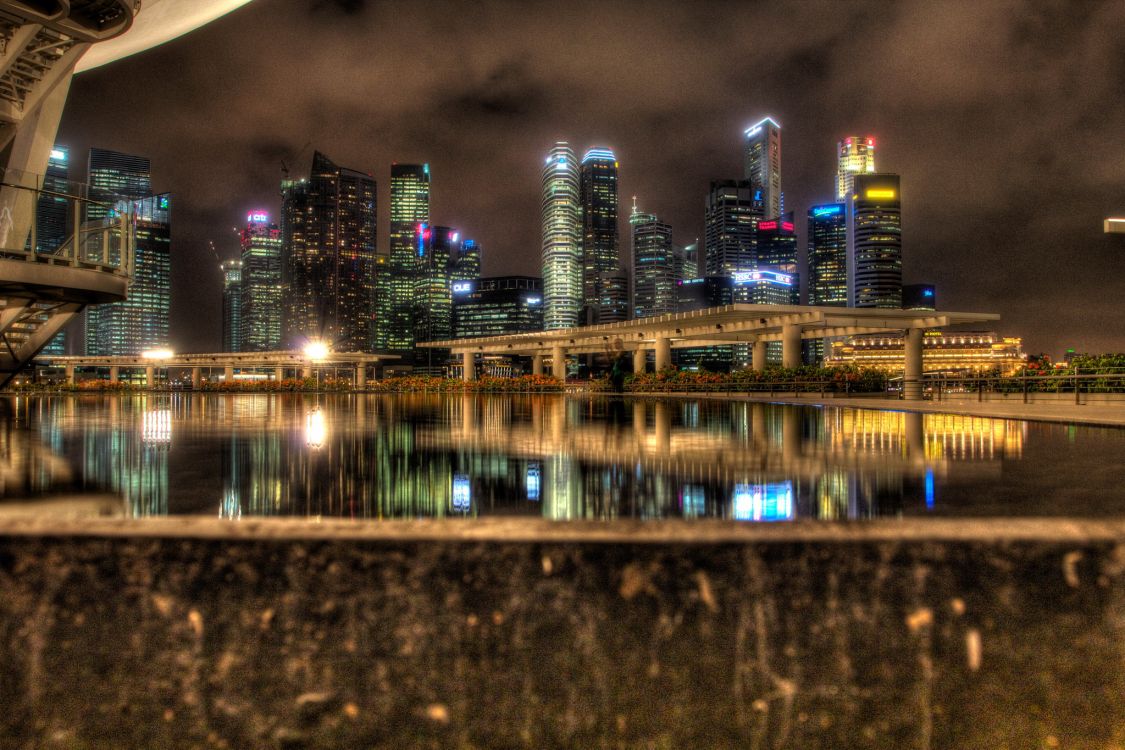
[55,0,1125,356]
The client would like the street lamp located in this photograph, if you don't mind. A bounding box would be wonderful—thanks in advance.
[303,340,329,361]
[141,349,173,359]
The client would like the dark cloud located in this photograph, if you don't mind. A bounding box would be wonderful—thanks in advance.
[57,0,1125,356]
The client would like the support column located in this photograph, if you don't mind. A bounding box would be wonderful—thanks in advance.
[633,348,646,374]
[274,367,284,381]
[904,327,924,401]
[462,351,476,382]
[145,366,155,389]
[782,323,802,369]
[108,366,119,384]
[355,364,367,389]
[191,367,201,389]
[64,364,75,385]
[224,365,235,382]
[531,354,543,376]
[551,345,566,380]
[752,339,767,371]
[654,336,671,372]
[302,366,313,379]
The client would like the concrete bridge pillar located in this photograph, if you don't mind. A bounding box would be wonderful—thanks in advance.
[224,365,235,382]
[274,367,284,381]
[462,351,476,382]
[551,345,566,380]
[654,337,671,372]
[302,366,313,379]
[752,339,767,371]
[633,348,646,374]
[191,367,201,389]
[904,328,924,401]
[355,364,367,388]
[531,354,543,376]
[64,364,75,385]
[145,366,155,389]
[108,366,119,384]
[782,324,802,368]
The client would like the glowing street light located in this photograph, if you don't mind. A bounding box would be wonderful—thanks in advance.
[304,340,330,361]
[1106,218,1125,235]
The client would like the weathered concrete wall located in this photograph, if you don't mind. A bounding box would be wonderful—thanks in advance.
[1,522,1123,749]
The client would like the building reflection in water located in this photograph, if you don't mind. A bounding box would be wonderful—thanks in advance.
[2,393,1036,521]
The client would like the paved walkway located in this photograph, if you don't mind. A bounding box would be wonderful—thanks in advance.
[625,391,1125,427]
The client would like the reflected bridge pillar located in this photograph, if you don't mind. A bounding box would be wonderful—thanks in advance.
[904,328,924,400]
[551,345,566,380]
[633,347,646,374]
[462,351,476,382]
[752,339,767,371]
[782,324,802,369]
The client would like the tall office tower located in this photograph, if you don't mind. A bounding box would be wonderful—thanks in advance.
[674,241,699,283]
[596,268,630,323]
[239,211,283,351]
[837,136,876,201]
[86,194,171,355]
[452,237,481,282]
[630,203,675,319]
[808,203,848,306]
[37,146,70,355]
[387,163,430,353]
[541,142,581,330]
[220,259,243,352]
[755,212,800,304]
[847,173,902,308]
[676,276,735,371]
[744,117,782,219]
[704,180,759,277]
[281,151,377,351]
[414,224,458,345]
[579,147,619,323]
[86,148,151,222]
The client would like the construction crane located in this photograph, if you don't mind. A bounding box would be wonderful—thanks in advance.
[280,141,311,180]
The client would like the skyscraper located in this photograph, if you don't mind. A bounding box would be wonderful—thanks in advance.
[704,180,759,277]
[579,147,619,323]
[86,194,171,355]
[540,142,581,330]
[755,212,799,304]
[86,148,151,222]
[414,224,458,347]
[744,117,781,219]
[452,237,481,282]
[630,202,675,319]
[808,203,848,306]
[388,163,430,353]
[453,276,543,339]
[837,136,877,201]
[239,211,283,351]
[281,151,377,351]
[37,146,69,356]
[220,258,243,353]
[848,173,902,308]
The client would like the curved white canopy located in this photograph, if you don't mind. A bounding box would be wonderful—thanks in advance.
[75,0,255,73]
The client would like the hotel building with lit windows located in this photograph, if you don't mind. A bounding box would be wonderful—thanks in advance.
[826,331,1025,375]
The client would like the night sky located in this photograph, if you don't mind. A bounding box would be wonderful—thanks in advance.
[57,0,1125,357]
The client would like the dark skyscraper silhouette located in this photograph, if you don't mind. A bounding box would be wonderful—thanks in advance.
[281,151,377,351]
[579,147,619,324]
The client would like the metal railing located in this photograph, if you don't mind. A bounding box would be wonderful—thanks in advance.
[930,372,1125,404]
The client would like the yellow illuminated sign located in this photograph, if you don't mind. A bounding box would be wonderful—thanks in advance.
[865,189,896,200]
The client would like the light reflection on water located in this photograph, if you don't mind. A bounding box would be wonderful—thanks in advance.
[2,393,1125,521]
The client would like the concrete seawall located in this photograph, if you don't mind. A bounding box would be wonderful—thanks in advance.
[1,518,1123,748]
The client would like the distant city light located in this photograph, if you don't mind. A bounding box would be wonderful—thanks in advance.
[1106,218,1125,234]
[304,340,329,360]
[812,205,842,217]
[49,148,66,161]
[758,221,778,231]
[142,410,172,444]
[865,189,896,200]
[141,348,173,359]
[247,211,269,223]
[743,116,780,137]
[452,282,472,293]
[781,221,795,232]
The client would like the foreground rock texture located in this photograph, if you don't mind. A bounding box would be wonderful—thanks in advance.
[1,531,1123,749]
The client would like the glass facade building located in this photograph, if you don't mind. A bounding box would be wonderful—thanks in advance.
[540,142,581,330]
[847,173,902,309]
[808,203,848,306]
[239,211,282,351]
[38,146,70,355]
[86,194,171,355]
[281,151,377,352]
[837,136,877,201]
[220,258,243,352]
[452,276,543,339]
[387,163,430,353]
[754,212,799,304]
[579,147,619,324]
[86,148,151,223]
[743,117,782,220]
[630,204,675,319]
[732,269,794,305]
[704,179,759,277]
